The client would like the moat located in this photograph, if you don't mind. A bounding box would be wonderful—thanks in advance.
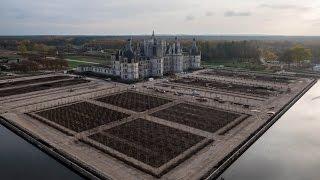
[219,80,320,180]
[0,123,82,180]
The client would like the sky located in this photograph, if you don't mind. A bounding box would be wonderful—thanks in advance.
[1,0,320,36]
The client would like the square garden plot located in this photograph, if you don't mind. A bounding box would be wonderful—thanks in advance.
[96,91,172,112]
[36,102,129,132]
[151,103,241,133]
[88,119,207,169]
[0,79,89,97]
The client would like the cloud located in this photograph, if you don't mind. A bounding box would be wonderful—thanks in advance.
[259,4,311,11]
[185,15,195,21]
[224,11,251,17]
[205,11,214,17]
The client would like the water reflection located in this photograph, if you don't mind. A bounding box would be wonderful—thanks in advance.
[219,81,320,180]
[0,124,83,180]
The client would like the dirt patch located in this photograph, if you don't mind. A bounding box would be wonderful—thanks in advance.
[0,79,89,97]
[172,77,279,97]
[36,101,129,132]
[89,119,205,167]
[152,103,241,133]
[201,69,294,83]
[0,75,70,89]
[96,91,172,112]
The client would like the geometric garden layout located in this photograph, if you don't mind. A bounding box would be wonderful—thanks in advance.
[33,90,246,177]
[0,71,311,179]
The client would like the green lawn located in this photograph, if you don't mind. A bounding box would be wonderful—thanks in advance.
[67,60,90,68]
[203,60,266,71]
[65,55,108,64]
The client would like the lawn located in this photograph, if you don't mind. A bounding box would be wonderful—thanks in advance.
[67,60,90,68]
[203,60,266,71]
[65,55,109,64]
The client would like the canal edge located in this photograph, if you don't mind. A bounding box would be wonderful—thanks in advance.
[204,79,318,180]
[0,116,108,180]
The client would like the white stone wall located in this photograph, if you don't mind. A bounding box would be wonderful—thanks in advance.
[187,55,201,69]
[76,66,113,76]
[120,62,139,80]
[112,56,121,76]
[172,55,184,73]
[138,60,151,78]
[151,58,164,77]
[163,57,173,74]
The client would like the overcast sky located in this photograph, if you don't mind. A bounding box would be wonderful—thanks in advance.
[1,0,320,35]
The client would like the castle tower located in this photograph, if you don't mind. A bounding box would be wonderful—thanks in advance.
[190,38,200,56]
[189,37,201,69]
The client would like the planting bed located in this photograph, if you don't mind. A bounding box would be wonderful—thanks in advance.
[0,75,70,89]
[0,79,89,97]
[172,77,278,97]
[152,103,242,133]
[36,102,129,132]
[88,119,206,168]
[96,91,172,112]
[201,69,294,83]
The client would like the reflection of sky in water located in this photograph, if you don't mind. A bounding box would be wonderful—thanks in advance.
[219,81,320,180]
[0,124,82,180]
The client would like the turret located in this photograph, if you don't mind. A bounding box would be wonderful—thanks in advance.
[190,38,200,56]
[123,38,134,61]
[174,37,182,54]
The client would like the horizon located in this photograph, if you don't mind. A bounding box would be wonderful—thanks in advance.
[3,33,320,37]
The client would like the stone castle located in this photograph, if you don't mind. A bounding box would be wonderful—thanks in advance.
[77,31,201,80]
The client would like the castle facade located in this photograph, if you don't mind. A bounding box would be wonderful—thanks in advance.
[77,32,201,80]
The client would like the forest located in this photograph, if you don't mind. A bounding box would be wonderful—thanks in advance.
[0,35,317,72]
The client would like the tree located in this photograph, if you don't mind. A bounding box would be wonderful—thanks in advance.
[32,43,50,58]
[18,44,28,57]
[262,50,278,62]
[291,45,312,64]
[279,45,312,66]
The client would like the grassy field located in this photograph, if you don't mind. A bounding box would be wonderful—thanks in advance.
[203,60,266,71]
[66,60,91,68]
[65,55,109,64]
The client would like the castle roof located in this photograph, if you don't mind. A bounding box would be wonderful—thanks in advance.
[123,38,135,60]
[190,38,200,55]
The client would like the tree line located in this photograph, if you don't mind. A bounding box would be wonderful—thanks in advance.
[0,37,317,68]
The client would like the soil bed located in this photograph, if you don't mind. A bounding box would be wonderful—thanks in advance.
[0,76,70,89]
[172,77,279,97]
[201,69,294,83]
[89,119,205,167]
[96,91,172,112]
[0,79,90,97]
[36,101,129,132]
[152,103,241,133]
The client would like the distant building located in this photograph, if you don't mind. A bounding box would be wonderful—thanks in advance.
[313,64,320,71]
[77,31,201,80]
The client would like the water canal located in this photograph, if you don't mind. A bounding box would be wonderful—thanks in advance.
[0,124,83,180]
[219,81,320,180]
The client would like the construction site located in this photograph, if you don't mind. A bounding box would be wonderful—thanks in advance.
[0,68,315,180]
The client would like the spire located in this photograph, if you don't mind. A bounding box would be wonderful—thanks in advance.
[124,37,134,60]
[126,37,133,50]
[192,37,197,47]
[190,37,200,55]
[152,30,155,37]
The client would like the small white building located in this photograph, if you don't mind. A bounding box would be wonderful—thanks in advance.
[313,64,320,72]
